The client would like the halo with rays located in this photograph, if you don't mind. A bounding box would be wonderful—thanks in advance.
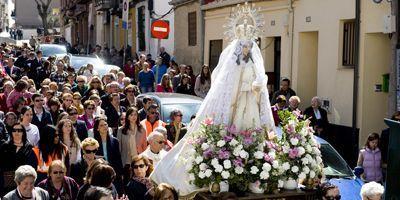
[224,2,265,41]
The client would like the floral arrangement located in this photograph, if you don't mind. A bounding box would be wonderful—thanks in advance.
[277,110,323,187]
[187,118,279,192]
[187,111,323,194]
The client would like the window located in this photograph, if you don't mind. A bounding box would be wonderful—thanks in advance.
[209,40,223,70]
[137,6,146,51]
[342,20,356,67]
[188,12,197,46]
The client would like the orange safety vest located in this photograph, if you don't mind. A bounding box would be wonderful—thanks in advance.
[33,147,67,173]
[141,119,166,136]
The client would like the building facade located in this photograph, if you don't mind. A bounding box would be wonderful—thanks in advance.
[170,0,203,73]
[200,0,392,146]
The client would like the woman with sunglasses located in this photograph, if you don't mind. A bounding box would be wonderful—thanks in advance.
[70,137,99,186]
[0,122,37,196]
[121,84,137,108]
[166,109,187,145]
[72,92,84,115]
[58,119,82,165]
[84,76,105,98]
[78,100,97,130]
[33,125,70,183]
[126,155,154,200]
[37,160,79,200]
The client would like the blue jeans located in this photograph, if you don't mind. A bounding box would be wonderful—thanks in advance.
[141,86,154,93]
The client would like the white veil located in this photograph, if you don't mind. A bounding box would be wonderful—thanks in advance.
[150,39,275,196]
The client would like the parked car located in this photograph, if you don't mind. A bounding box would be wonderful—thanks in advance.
[70,55,120,77]
[136,93,203,124]
[316,137,363,200]
[37,44,68,60]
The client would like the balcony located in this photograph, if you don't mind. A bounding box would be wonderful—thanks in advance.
[95,0,112,11]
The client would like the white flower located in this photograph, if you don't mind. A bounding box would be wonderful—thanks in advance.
[312,147,321,155]
[299,172,306,180]
[278,180,284,188]
[301,158,309,165]
[223,160,232,169]
[268,151,276,159]
[282,162,290,171]
[272,160,280,169]
[306,144,312,153]
[199,163,208,171]
[221,171,230,179]
[235,166,244,174]
[205,169,212,177]
[195,156,204,164]
[189,173,195,181]
[185,162,193,171]
[217,140,226,147]
[211,158,219,167]
[257,143,265,151]
[303,166,310,174]
[316,156,323,164]
[291,166,299,173]
[229,138,239,146]
[282,145,290,153]
[262,163,272,172]
[290,138,299,146]
[215,164,223,173]
[310,170,316,178]
[198,171,205,179]
[254,151,264,159]
[250,166,259,174]
[233,148,241,156]
[260,171,270,180]
[239,150,249,159]
[298,147,305,156]
[201,143,209,150]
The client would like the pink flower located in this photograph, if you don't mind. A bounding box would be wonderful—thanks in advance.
[264,154,273,162]
[287,124,295,134]
[268,131,277,140]
[227,125,237,134]
[240,130,251,137]
[204,118,214,125]
[289,148,299,159]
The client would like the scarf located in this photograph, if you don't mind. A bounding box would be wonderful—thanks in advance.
[132,176,153,191]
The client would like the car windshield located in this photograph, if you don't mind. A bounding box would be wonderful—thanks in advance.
[161,103,201,124]
[40,45,67,57]
[70,57,103,69]
[320,143,354,178]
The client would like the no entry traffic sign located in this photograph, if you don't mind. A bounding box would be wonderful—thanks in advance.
[151,20,170,39]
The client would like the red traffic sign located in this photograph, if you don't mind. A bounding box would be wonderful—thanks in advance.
[151,20,169,39]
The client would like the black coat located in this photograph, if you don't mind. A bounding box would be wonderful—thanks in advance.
[31,107,53,130]
[74,120,88,141]
[166,123,187,144]
[105,105,126,129]
[303,106,329,129]
[125,179,152,200]
[94,134,123,177]
[69,159,88,186]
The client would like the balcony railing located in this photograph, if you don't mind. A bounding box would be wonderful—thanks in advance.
[95,0,112,11]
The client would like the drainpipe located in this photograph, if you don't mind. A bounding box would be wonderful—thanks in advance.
[199,0,205,67]
[288,0,294,81]
[353,0,360,142]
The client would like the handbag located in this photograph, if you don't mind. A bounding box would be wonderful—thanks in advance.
[3,171,16,188]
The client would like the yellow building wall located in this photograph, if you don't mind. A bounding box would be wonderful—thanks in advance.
[130,8,137,54]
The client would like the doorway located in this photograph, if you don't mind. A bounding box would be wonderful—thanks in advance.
[209,39,223,70]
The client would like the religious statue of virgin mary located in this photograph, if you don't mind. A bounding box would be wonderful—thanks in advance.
[150,2,275,196]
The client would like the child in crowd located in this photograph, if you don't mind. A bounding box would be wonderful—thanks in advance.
[357,133,383,183]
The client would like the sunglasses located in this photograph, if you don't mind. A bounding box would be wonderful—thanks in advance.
[64,99,73,102]
[325,195,341,200]
[35,99,44,102]
[77,80,85,83]
[133,164,146,169]
[150,112,158,115]
[85,149,98,154]
[157,141,164,144]
[175,114,183,117]
[52,171,65,175]
[92,81,100,84]
[69,112,78,115]
[73,98,81,100]
[126,90,134,93]
[12,128,24,133]
[87,107,95,110]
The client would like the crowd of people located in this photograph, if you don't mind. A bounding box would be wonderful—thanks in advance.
[0,40,390,199]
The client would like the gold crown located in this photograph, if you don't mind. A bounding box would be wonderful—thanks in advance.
[224,2,264,41]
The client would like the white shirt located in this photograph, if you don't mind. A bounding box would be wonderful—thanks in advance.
[313,108,321,120]
[140,147,167,167]
[25,123,40,147]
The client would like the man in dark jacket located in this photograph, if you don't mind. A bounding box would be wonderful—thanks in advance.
[31,94,53,130]
[67,106,88,141]
[271,78,296,105]
[159,47,170,67]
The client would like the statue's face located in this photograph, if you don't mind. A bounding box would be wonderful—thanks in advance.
[242,44,250,56]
